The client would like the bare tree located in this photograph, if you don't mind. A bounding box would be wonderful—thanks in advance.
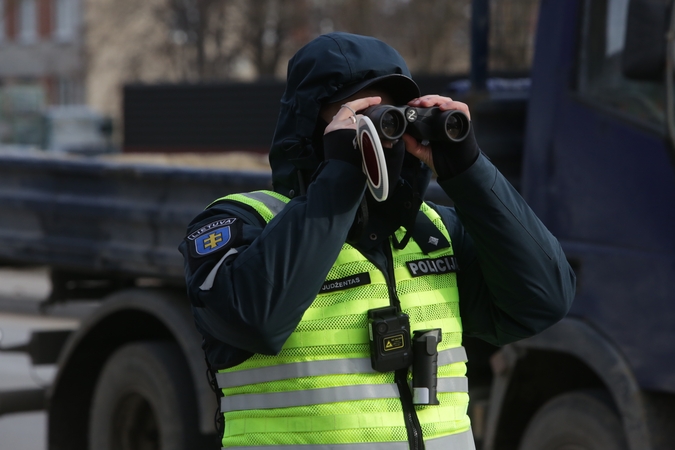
[386,0,471,74]
[239,0,311,77]
[307,0,538,75]
[83,0,539,127]
[157,0,230,80]
[310,0,471,75]
[148,0,314,80]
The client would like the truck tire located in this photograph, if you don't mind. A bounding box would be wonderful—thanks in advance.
[89,341,202,450]
[518,390,628,450]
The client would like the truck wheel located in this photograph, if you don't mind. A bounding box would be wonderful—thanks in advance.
[89,341,202,450]
[518,390,628,450]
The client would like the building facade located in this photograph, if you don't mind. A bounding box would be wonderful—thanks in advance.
[0,0,83,147]
[0,0,83,104]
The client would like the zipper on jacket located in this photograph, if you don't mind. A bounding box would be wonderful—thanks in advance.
[383,241,425,450]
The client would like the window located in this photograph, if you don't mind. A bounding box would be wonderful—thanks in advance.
[19,0,37,44]
[578,0,666,126]
[54,0,76,42]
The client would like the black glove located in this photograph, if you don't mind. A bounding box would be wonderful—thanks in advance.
[431,122,480,181]
[324,129,406,191]
[383,139,406,191]
[323,129,362,167]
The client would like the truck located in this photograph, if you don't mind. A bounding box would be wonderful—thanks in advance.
[1,0,674,448]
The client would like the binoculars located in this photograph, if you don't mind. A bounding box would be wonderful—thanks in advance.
[355,105,471,202]
[362,105,470,143]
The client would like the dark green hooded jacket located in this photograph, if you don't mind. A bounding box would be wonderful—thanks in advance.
[179,32,576,370]
[269,32,420,198]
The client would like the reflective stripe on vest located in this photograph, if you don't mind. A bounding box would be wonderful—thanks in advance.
[221,377,468,412]
[215,347,467,388]
[222,383,399,412]
[211,191,289,222]
[214,190,471,449]
[220,428,476,450]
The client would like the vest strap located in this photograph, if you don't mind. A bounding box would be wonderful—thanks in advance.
[220,427,475,449]
[216,347,467,389]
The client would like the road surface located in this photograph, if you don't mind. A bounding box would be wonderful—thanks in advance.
[0,267,82,450]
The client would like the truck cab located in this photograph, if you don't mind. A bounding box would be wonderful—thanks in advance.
[478,1,675,449]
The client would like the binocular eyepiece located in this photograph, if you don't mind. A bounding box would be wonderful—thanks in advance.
[363,105,470,143]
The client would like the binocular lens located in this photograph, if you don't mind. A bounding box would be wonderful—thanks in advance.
[445,115,462,140]
[380,111,402,140]
[442,111,470,141]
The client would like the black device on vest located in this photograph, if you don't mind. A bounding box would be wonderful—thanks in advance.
[367,306,413,372]
[412,328,442,405]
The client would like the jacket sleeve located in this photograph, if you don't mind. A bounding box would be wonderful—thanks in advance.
[179,160,366,355]
[434,154,576,346]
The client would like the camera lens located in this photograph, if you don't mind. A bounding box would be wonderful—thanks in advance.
[376,322,389,334]
[379,112,401,140]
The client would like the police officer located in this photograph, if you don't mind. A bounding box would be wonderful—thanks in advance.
[180,32,576,449]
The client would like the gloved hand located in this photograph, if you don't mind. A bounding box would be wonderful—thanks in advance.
[430,123,479,180]
[322,96,383,167]
[382,138,406,190]
[324,129,406,193]
[401,95,479,180]
[323,129,362,167]
[322,96,407,192]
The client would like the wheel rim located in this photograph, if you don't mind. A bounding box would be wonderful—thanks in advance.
[112,393,160,450]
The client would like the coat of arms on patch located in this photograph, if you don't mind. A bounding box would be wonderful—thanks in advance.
[194,226,231,255]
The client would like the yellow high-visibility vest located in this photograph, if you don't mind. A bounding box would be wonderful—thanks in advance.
[214,190,473,450]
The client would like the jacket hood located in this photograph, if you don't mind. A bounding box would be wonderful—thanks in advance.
[269,32,420,197]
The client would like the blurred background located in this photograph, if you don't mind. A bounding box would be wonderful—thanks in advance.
[0,0,538,155]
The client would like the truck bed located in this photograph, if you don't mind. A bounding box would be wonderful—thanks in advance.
[0,151,273,283]
[0,150,452,287]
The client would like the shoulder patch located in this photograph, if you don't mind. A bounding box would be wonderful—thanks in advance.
[186,218,237,257]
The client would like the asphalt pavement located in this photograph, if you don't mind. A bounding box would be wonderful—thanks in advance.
[0,411,46,450]
[0,267,81,450]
